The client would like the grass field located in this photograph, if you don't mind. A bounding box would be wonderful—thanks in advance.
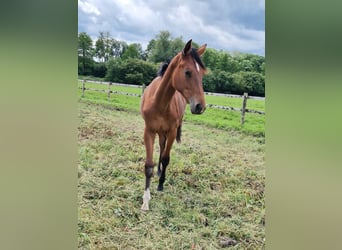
[78,100,265,249]
[77,81,265,137]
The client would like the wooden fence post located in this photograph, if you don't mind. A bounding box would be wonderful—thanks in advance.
[108,82,112,101]
[142,84,146,94]
[241,93,248,125]
[82,80,85,97]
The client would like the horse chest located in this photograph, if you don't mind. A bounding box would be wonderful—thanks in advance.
[151,113,178,132]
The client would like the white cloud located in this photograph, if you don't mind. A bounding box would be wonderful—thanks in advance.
[78,0,265,55]
[115,0,161,30]
[90,16,97,24]
[78,0,101,16]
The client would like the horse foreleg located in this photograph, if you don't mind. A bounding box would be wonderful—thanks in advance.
[157,134,166,177]
[141,129,156,211]
[157,129,176,191]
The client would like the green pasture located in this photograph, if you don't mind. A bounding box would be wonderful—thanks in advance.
[78,81,265,137]
[78,102,265,249]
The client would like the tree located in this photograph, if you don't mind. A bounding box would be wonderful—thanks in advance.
[240,72,265,96]
[105,58,124,82]
[92,62,107,78]
[170,37,185,57]
[214,71,235,93]
[232,72,244,94]
[106,58,157,85]
[121,43,142,60]
[144,39,156,60]
[121,59,157,85]
[94,35,105,62]
[94,32,129,61]
[77,29,265,96]
[112,40,128,58]
[78,32,94,75]
[243,54,265,74]
[202,48,220,70]
[147,32,198,63]
[78,56,94,75]
[202,70,216,92]
[232,71,265,96]
[94,32,112,62]
[260,62,265,75]
[217,52,239,73]
[218,53,229,71]
[148,30,173,63]
[239,59,254,72]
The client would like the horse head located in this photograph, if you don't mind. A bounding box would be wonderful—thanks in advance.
[172,39,207,114]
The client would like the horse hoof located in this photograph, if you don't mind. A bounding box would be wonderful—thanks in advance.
[141,203,149,211]
[157,186,163,191]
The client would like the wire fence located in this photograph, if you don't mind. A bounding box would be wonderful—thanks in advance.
[78,79,265,124]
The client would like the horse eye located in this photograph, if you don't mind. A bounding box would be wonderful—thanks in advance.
[185,70,192,78]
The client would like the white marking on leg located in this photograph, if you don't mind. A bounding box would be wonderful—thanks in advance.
[141,188,151,211]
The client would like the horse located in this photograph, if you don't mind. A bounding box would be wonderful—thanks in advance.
[140,39,207,211]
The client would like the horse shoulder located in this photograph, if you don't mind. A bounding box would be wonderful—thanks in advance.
[141,78,159,113]
[175,92,187,114]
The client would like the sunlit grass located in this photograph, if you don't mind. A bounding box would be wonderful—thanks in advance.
[78,102,265,249]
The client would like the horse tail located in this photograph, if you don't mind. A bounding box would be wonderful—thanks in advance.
[176,125,182,143]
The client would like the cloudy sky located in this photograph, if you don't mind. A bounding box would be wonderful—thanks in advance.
[78,0,265,56]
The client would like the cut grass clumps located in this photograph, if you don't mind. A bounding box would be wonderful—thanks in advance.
[78,102,265,249]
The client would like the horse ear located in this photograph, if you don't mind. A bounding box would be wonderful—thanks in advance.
[182,39,192,55]
[197,44,207,56]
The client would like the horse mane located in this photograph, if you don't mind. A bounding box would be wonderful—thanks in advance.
[157,59,171,77]
[190,48,206,70]
[156,47,205,77]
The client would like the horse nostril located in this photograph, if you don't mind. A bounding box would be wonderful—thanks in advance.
[195,104,202,113]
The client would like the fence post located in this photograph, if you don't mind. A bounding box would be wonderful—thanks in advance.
[241,93,248,125]
[108,82,112,101]
[82,80,86,97]
[142,84,146,94]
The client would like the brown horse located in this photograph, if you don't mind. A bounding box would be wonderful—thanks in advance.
[140,39,207,210]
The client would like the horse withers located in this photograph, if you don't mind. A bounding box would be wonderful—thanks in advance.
[140,39,207,210]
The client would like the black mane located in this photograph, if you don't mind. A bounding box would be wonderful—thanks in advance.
[156,47,205,77]
[190,48,206,70]
[157,59,170,77]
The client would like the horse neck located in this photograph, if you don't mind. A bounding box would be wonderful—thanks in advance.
[154,56,179,111]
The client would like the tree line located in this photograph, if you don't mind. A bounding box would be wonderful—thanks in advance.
[78,30,265,96]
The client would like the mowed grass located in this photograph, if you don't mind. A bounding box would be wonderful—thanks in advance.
[78,101,265,249]
[78,81,265,137]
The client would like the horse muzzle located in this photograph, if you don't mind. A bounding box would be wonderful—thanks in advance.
[190,100,206,114]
